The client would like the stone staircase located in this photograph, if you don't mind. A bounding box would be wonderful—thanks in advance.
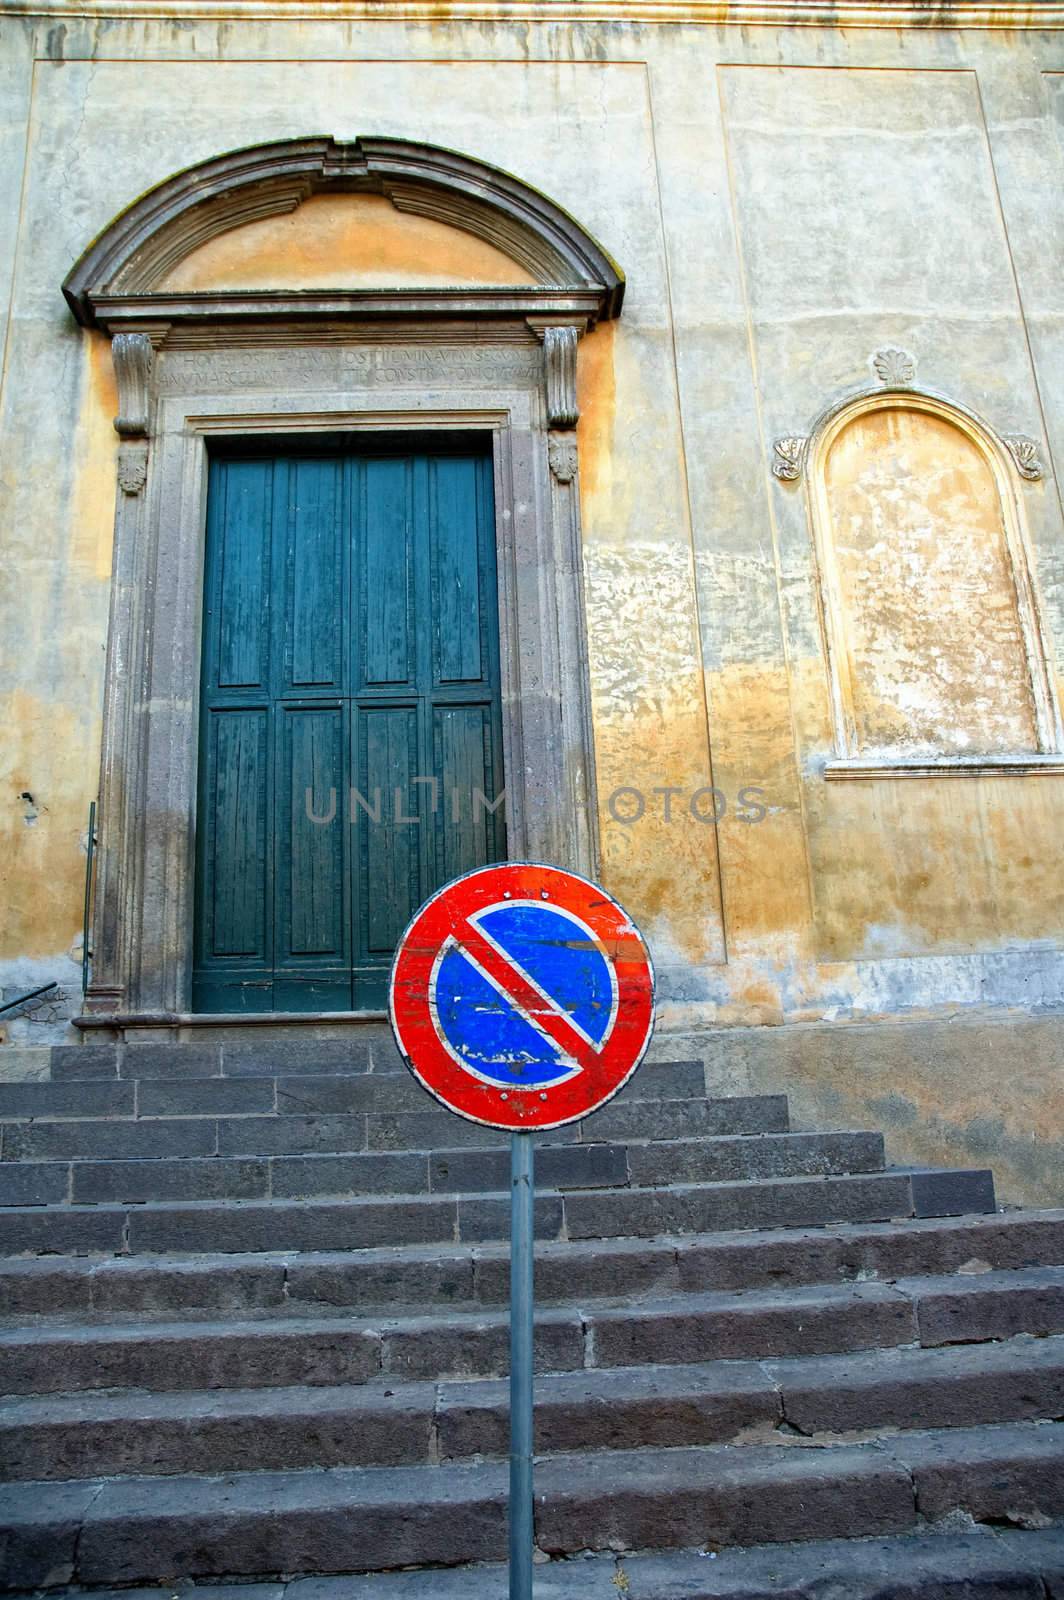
[0,1033,1061,1597]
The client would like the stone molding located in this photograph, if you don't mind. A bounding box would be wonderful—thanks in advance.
[63,137,624,331]
[871,347,916,388]
[111,333,153,437]
[1004,435,1044,482]
[111,332,154,498]
[825,755,1064,781]
[11,1,1064,23]
[93,288,609,332]
[773,373,1047,492]
[771,436,805,481]
[539,326,581,429]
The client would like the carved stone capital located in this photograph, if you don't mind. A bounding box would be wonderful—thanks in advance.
[548,433,579,483]
[1004,435,1044,481]
[772,436,807,481]
[535,324,580,428]
[111,332,154,438]
[117,441,149,496]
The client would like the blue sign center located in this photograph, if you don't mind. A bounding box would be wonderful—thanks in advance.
[433,902,615,1087]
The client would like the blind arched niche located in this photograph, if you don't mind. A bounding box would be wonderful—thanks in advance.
[805,392,1061,772]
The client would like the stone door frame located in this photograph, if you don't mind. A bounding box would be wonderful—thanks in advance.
[63,135,623,1024]
[83,335,602,1020]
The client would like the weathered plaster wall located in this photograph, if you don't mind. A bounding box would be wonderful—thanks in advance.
[0,6,1062,1199]
[158,195,537,290]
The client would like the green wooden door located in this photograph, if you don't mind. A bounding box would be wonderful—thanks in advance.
[193,438,505,1013]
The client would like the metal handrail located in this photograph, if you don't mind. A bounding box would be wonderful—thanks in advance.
[0,981,57,1018]
[82,800,97,995]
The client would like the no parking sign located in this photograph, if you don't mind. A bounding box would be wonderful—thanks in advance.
[388,861,655,1600]
[388,862,655,1131]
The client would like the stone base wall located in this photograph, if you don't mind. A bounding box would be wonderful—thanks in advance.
[649,1013,1064,1208]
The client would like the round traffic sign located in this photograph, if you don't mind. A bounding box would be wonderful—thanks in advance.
[388,862,655,1131]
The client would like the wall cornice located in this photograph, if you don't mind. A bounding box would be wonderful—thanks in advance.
[3,0,1063,26]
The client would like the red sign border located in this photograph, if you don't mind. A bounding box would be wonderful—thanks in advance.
[388,862,655,1131]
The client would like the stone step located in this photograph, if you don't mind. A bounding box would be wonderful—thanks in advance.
[383,1530,1064,1600]
[4,1332,1063,1482]
[2,1209,1058,1323]
[3,1422,1062,1587]
[0,1131,885,1207]
[5,1268,1062,1398]
[12,1525,1063,1600]
[0,1225,1048,1323]
[0,1166,994,1258]
[45,1040,705,1089]
[47,1038,396,1081]
[0,1092,789,1161]
[0,1286,897,1396]
[0,1059,718,1120]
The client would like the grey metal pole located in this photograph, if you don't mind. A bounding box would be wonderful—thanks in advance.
[509,1129,535,1600]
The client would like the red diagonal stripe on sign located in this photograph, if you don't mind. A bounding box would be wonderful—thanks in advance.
[451,917,602,1075]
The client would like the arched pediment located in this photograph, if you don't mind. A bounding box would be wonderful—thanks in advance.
[63,136,624,328]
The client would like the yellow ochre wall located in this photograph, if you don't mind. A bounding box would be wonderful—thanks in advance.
[2,5,1064,1201]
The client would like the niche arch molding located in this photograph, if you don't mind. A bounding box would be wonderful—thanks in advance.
[70,136,623,1027]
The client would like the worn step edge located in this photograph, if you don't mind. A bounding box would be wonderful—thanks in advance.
[2,1423,1062,1587]
[4,1333,1064,1482]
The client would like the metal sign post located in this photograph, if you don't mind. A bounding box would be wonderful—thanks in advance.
[388,862,655,1600]
[509,1130,535,1600]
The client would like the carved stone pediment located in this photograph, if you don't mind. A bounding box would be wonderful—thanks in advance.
[63,136,624,333]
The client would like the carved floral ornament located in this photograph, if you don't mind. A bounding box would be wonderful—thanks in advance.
[871,347,916,387]
[548,435,579,483]
[772,351,1045,486]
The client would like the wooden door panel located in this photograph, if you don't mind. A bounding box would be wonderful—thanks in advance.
[195,440,504,1015]
[193,705,274,1013]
